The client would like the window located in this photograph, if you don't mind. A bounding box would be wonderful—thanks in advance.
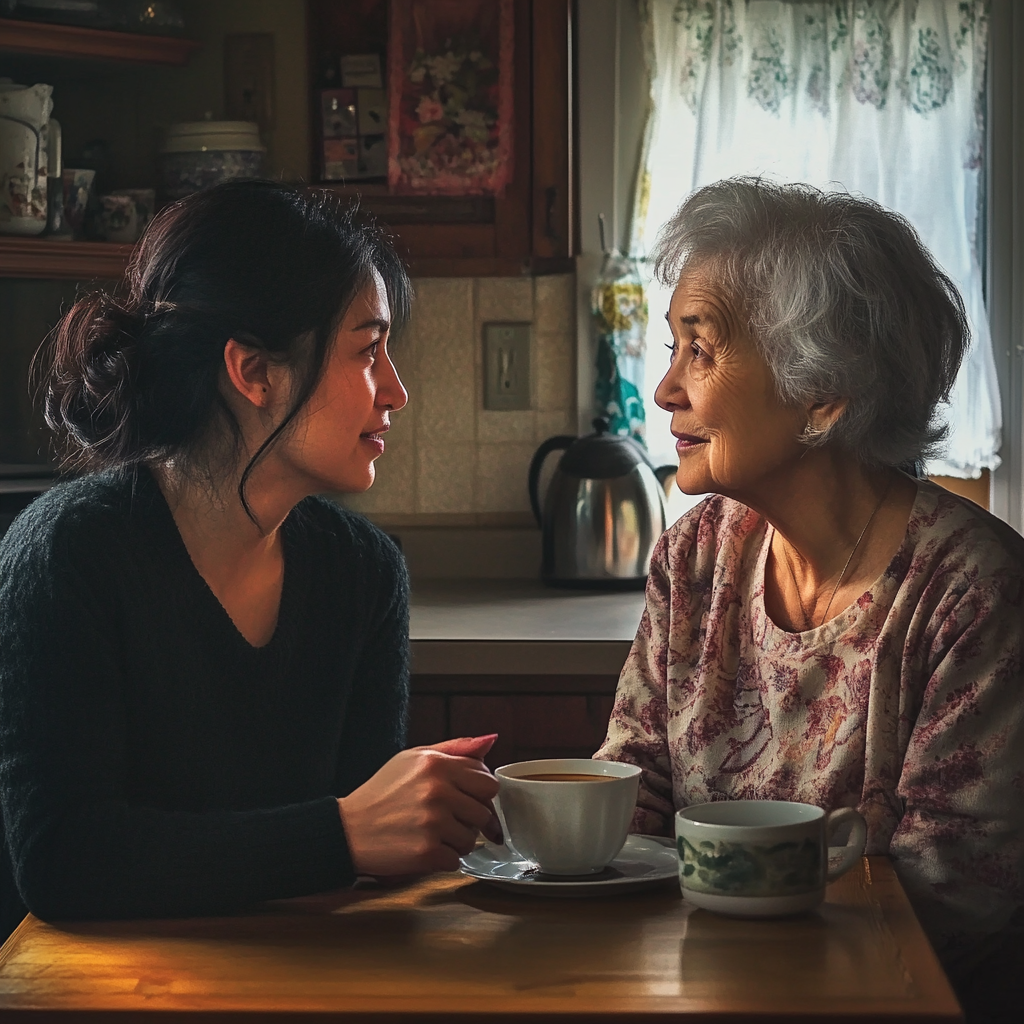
[634,0,997,483]
[578,0,1023,533]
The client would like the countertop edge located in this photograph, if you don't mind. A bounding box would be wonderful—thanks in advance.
[410,639,632,676]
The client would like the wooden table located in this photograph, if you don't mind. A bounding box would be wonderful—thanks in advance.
[0,857,961,1022]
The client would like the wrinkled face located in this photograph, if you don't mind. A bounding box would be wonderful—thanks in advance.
[656,265,806,500]
[280,271,408,494]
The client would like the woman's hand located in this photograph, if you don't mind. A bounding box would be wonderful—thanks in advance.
[337,734,501,877]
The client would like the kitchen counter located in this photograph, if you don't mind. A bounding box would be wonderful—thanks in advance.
[406,580,646,762]
[409,579,646,676]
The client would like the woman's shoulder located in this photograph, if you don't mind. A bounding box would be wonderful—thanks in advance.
[290,495,407,582]
[0,472,148,621]
[659,492,764,564]
[909,480,1024,584]
[0,470,137,569]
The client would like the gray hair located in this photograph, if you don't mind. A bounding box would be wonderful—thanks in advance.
[651,177,970,468]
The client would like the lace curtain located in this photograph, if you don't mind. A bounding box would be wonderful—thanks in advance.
[633,0,1000,479]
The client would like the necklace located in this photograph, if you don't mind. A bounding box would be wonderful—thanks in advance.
[786,480,892,630]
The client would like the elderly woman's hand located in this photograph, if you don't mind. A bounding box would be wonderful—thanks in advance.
[338,734,502,877]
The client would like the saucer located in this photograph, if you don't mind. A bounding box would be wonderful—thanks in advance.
[459,835,677,896]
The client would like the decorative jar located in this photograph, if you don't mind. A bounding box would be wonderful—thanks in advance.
[158,121,265,201]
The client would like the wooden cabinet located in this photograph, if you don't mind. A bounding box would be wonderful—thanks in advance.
[407,674,617,767]
[0,3,575,280]
[0,17,199,280]
[530,0,574,266]
[305,0,575,276]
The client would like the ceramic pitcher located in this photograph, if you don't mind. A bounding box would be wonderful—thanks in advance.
[0,83,54,237]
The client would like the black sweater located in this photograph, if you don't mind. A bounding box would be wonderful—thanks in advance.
[0,468,409,940]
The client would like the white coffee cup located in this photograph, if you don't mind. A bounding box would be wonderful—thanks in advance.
[495,758,641,875]
[675,800,868,917]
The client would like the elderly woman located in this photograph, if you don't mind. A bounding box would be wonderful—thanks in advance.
[595,178,1023,1021]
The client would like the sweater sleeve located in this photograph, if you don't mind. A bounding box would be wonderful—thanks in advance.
[594,530,676,835]
[0,518,353,924]
[889,574,1024,961]
[334,530,410,797]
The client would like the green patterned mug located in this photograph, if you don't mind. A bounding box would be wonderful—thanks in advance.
[675,800,867,917]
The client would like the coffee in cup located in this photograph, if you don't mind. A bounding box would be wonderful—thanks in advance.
[495,758,641,875]
[516,772,614,782]
[675,800,867,917]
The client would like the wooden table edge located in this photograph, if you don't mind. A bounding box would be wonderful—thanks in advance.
[0,857,964,1022]
[857,858,962,1020]
[0,1010,966,1023]
[0,913,33,971]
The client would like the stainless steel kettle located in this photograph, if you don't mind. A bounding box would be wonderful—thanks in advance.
[529,420,676,589]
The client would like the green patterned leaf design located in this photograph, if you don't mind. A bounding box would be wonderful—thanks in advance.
[678,835,824,896]
[660,0,980,119]
[906,26,953,112]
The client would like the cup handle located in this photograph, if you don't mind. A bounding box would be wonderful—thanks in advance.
[491,793,518,855]
[825,807,867,882]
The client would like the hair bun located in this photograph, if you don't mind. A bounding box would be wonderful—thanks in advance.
[38,292,147,470]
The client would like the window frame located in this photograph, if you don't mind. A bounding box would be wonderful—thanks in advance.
[986,0,1024,532]
[578,0,1023,533]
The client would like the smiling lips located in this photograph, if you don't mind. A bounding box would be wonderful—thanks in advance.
[360,424,389,451]
[674,432,709,451]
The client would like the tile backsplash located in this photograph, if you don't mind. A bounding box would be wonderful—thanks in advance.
[343,274,577,524]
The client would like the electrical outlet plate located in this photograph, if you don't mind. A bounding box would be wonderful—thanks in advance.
[483,322,531,410]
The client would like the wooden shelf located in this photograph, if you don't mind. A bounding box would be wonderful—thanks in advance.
[0,17,199,65]
[0,236,572,280]
[0,237,133,280]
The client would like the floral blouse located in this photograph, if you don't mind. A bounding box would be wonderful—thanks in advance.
[595,480,1024,960]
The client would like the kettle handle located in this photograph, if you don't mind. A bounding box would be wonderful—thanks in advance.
[528,435,576,527]
[654,464,677,498]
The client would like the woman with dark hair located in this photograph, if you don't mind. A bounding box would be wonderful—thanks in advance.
[0,180,500,942]
[595,178,1023,1022]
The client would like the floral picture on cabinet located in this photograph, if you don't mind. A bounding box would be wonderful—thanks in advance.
[388,0,514,195]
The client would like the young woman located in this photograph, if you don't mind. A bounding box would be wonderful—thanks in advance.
[0,180,500,942]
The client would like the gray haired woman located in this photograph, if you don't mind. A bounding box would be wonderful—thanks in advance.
[596,178,1023,1022]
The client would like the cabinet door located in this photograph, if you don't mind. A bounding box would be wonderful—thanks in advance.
[305,0,573,275]
[531,0,575,263]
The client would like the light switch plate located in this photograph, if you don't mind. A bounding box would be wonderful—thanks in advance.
[483,322,531,410]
